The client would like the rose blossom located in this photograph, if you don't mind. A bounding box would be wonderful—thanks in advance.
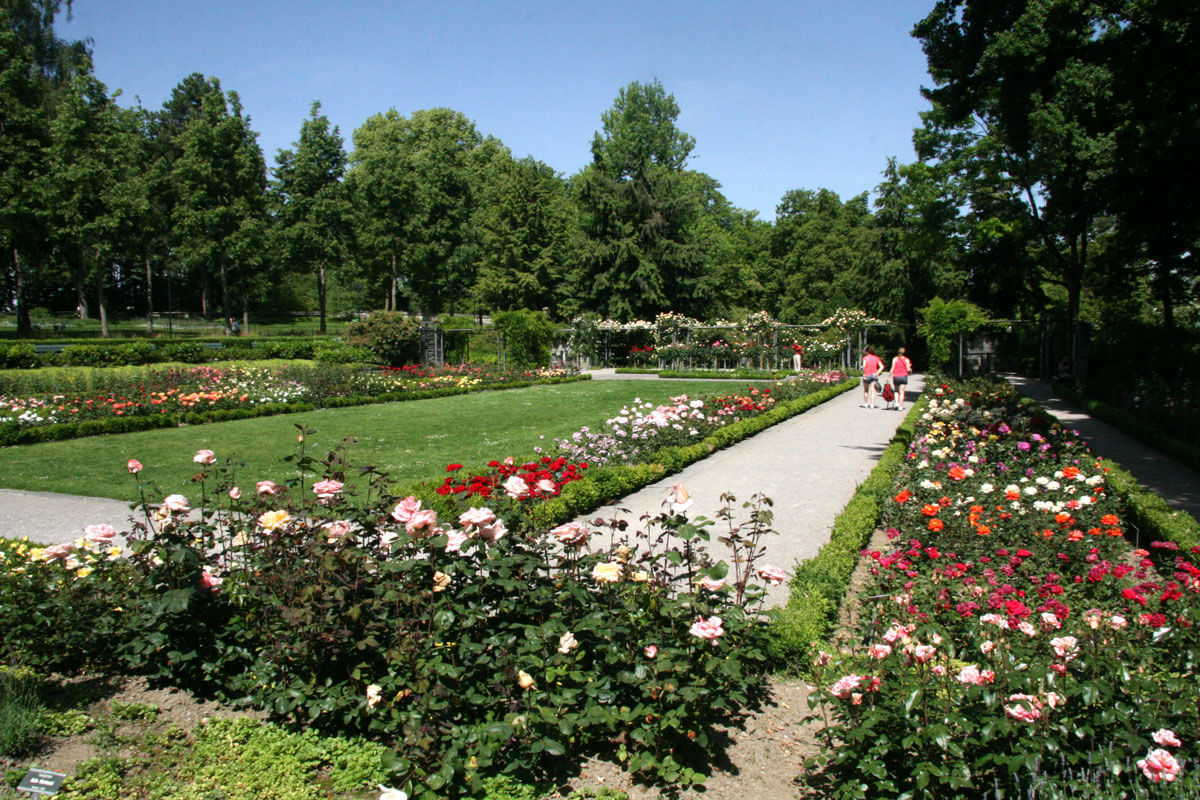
[592,562,622,583]
[391,496,421,523]
[458,506,496,528]
[432,571,451,593]
[558,632,578,654]
[477,519,508,542]
[256,480,282,496]
[445,528,471,553]
[549,521,589,546]
[867,643,892,660]
[366,684,382,709]
[312,479,344,502]
[517,670,536,690]
[1050,636,1079,660]
[669,483,693,514]
[41,542,74,562]
[957,665,996,686]
[127,458,143,474]
[1004,694,1043,723]
[405,508,439,536]
[257,510,292,532]
[535,478,556,494]
[193,449,216,465]
[503,475,529,499]
[199,568,223,593]
[1152,729,1182,748]
[689,616,724,642]
[84,524,117,545]
[323,520,353,544]
[830,674,864,699]
[757,564,786,585]
[162,494,190,513]
[228,486,241,500]
[644,645,658,659]
[1138,748,1181,783]
[697,575,726,592]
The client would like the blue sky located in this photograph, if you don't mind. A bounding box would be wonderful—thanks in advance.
[60,1,936,220]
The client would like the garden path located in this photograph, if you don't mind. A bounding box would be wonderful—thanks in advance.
[1007,375,1200,521]
[581,370,926,608]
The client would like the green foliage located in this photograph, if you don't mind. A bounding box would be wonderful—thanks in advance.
[493,309,555,369]
[344,311,420,367]
[0,666,43,758]
[314,340,375,365]
[917,297,989,369]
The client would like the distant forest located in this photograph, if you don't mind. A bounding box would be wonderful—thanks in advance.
[3,1,1197,371]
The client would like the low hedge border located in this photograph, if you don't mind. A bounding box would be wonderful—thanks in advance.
[765,398,923,674]
[0,375,590,447]
[405,379,859,533]
[1053,382,1200,475]
[615,367,800,380]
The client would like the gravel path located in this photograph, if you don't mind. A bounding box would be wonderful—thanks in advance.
[578,372,925,607]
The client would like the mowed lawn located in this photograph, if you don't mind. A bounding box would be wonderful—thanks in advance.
[0,379,769,502]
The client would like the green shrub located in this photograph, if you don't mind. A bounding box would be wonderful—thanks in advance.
[3,343,38,369]
[0,666,43,758]
[158,341,208,363]
[493,309,555,369]
[344,312,421,367]
[314,340,375,364]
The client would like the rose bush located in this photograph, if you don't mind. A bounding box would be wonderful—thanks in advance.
[0,439,779,798]
[805,379,1200,799]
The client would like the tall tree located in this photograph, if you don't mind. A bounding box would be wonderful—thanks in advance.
[347,108,482,315]
[0,0,88,335]
[273,102,353,334]
[170,87,266,321]
[571,80,705,320]
[472,153,572,316]
[912,0,1123,327]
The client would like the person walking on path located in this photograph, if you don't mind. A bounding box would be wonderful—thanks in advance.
[890,347,913,411]
[860,347,884,408]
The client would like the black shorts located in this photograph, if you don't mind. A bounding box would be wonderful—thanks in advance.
[892,376,908,385]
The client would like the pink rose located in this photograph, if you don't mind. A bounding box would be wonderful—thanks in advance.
[1138,748,1181,783]
[323,520,353,544]
[698,575,726,592]
[757,564,786,585]
[193,449,216,465]
[445,528,471,553]
[957,665,995,686]
[126,458,143,474]
[535,478,557,494]
[644,645,658,659]
[405,509,439,536]
[478,519,508,542]
[1152,729,1182,748]
[867,643,892,660]
[83,524,117,545]
[199,568,223,593]
[228,486,241,500]
[42,542,74,562]
[502,475,529,499]
[458,506,496,528]
[1004,694,1043,723]
[669,483,693,514]
[830,674,864,699]
[1050,636,1078,660]
[689,615,724,642]
[312,479,344,502]
[557,632,578,654]
[256,480,282,496]
[161,494,190,513]
[550,521,589,546]
[391,496,422,523]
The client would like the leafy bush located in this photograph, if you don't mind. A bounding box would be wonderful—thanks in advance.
[493,309,555,369]
[3,343,38,369]
[344,312,421,367]
[314,340,375,364]
[0,666,43,758]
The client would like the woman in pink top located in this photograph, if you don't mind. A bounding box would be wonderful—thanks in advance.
[861,347,884,408]
[890,347,913,411]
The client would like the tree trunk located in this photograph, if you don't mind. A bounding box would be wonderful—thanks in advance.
[97,277,109,338]
[145,255,154,334]
[13,248,33,337]
[219,256,231,327]
[318,263,328,334]
[1157,257,1177,337]
[201,279,210,319]
[75,271,90,319]
[390,251,398,312]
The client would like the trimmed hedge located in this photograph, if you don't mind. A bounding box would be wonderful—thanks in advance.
[616,367,798,381]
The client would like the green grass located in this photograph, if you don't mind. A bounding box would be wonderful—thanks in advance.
[0,379,769,502]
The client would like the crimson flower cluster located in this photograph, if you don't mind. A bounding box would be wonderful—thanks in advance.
[434,455,588,500]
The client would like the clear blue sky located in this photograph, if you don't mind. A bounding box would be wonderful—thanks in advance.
[60,1,936,220]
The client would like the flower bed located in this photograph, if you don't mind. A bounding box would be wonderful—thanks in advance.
[0,363,583,445]
[0,442,784,798]
[806,379,1200,798]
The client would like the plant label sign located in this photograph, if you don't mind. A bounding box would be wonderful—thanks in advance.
[16,769,66,796]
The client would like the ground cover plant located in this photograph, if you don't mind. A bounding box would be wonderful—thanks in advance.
[0,379,782,502]
[0,362,580,445]
[804,379,1200,799]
